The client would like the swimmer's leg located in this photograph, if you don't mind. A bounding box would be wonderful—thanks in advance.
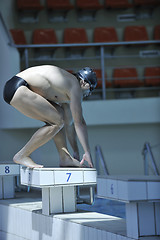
[11,86,64,168]
[53,128,82,167]
[14,124,63,168]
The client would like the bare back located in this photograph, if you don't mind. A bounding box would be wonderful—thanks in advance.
[16,65,80,104]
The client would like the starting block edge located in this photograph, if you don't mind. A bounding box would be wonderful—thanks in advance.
[20,167,97,188]
[23,167,96,171]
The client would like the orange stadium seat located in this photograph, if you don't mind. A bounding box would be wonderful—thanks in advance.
[113,68,142,87]
[32,29,57,44]
[154,25,160,40]
[124,26,148,42]
[32,29,58,58]
[144,67,160,86]
[94,27,118,43]
[17,0,44,10]
[76,0,103,10]
[133,0,160,6]
[94,69,112,88]
[64,28,88,57]
[64,28,88,44]
[105,0,133,8]
[66,69,74,74]
[46,0,74,10]
[10,29,27,45]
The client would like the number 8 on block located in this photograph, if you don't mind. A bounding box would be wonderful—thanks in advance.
[5,166,10,174]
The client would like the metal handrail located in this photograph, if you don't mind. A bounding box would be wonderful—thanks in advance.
[12,40,160,100]
[95,145,109,175]
[142,142,159,175]
[10,40,160,48]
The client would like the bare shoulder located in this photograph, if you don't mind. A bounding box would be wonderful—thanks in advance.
[15,65,81,100]
[16,65,77,85]
[16,65,58,78]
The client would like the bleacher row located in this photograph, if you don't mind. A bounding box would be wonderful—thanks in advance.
[10,0,160,91]
[92,67,160,88]
[10,25,160,45]
[10,26,160,88]
[16,0,160,12]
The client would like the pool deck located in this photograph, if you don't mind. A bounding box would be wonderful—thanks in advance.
[0,191,159,240]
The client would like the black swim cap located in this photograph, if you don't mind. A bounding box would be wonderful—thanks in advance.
[76,67,97,91]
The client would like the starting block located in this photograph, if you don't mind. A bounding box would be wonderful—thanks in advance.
[97,175,160,239]
[21,167,97,215]
[0,163,20,199]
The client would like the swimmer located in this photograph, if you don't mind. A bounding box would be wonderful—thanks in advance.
[3,65,97,168]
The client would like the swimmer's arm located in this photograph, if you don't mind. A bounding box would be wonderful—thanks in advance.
[70,94,93,168]
[69,86,91,155]
[62,103,80,161]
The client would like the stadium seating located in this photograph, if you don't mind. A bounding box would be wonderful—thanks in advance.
[46,0,74,10]
[124,26,148,42]
[10,29,27,56]
[10,29,27,45]
[16,0,44,22]
[66,69,74,74]
[76,0,103,10]
[105,0,133,8]
[64,28,88,44]
[133,0,160,6]
[76,0,103,21]
[94,69,112,88]
[32,29,58,58]
[154,25,160,40]
[46,0,74,21]
[94,27,118,43]
[32,29,57,44]
[144,67,160,86]
[17,0,44,10]
[63,28,88,57]
[113,68,142,87]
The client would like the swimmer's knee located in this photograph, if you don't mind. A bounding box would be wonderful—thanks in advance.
[13,154,17,162]
[57,111,65,127]
[57,120,65,131]
[58,122,64,131]
[13,153,20,162]
[45,120,64,131]
[55,116,64,129]
[47,122,64,136]
[45,110,64,129]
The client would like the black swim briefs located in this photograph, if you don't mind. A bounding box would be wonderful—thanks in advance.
[3,76,30,105]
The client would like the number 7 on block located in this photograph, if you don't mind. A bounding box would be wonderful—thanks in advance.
[66,173,72,182]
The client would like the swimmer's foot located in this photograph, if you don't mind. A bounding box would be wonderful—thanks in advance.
[13,156,43,168]
[60,148,85,168]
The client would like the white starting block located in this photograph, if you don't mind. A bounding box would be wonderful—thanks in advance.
[21,167,97,215]
[0,163,20,199]
[97,175,160,239]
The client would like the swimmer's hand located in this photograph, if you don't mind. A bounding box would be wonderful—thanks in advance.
[80,152,93,168]
[73,151,80,161]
